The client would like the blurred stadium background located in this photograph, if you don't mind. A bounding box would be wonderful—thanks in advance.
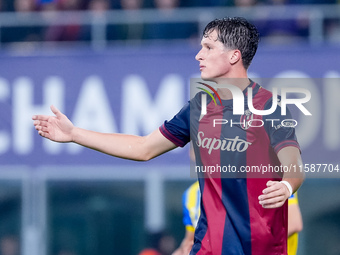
[0,0,340,254]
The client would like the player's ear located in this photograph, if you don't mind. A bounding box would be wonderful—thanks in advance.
[229,49,241,65]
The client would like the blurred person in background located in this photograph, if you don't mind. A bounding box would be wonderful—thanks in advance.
[57,250,78,255]
[325,18,340,43]
[144,0,197,40]
[14,0,36,12]
[120,0,144,9]
[139,231,176,255]
[59,0,82,10]
[233,0,258,7]
[43,0,83,42]
[0,234,19,255]
[158,233,177,255]
[88,0,110,11]
[107,0,145,41]
[139,248,161,255]
[153,0,178,9]
[37,0,58,11]
[80,0,110,42]
[0,0,4,11]
[172,182,199,255]
[287,192,303,255]
[1,0,42,43]
[256,0,309,43]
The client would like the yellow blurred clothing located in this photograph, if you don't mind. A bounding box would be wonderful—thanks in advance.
[288,192,299,255]
[182,182,200,233]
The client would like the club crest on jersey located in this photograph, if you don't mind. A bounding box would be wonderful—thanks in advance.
[240,109,253,130]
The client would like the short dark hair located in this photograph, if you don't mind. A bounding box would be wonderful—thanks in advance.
[203,17,260,69]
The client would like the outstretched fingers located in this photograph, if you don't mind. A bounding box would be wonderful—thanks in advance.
[33,119,50,130]
[32,105,61,122]
[32,105,75,143]
[32,114,51,122]
[33,119,51,138]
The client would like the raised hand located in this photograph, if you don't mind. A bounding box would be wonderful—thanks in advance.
[32,105,75,143]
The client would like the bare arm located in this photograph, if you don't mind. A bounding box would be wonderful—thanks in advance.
[259,146,305,208]
[32,105,177,161]
[288,202,303,237]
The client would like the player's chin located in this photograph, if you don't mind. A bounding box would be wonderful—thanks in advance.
[200,74,216,82]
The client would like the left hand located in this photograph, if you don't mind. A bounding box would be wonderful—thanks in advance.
[258,181,290,208]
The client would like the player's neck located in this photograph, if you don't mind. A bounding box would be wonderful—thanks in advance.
[216,77,250,100]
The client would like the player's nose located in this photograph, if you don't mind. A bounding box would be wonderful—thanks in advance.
[195,49,204,61]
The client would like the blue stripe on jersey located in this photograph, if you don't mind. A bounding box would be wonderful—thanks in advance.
[190,178,204,254]
[221,179,251,254]
[217,85,259,254]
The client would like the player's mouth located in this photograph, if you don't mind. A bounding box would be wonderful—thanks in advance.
[199,65,205,71]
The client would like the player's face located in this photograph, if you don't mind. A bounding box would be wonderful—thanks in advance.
[195,29,232,81]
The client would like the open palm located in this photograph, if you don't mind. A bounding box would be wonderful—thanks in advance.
[32,105,74,143]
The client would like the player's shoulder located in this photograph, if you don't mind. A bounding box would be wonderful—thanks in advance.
[256,85,280,104]
[190,90,212,105]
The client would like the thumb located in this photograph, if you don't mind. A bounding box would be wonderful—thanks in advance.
[50,105,63,117]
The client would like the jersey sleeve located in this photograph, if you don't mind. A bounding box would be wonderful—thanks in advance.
[159,101,190,147]
[263,97,300,154]
[182,187,195,232]
[182,182,200,232]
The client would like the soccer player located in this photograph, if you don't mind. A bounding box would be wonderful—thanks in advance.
[32,17,304,255]
[172,182,303,255]
[172,182,200,255]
